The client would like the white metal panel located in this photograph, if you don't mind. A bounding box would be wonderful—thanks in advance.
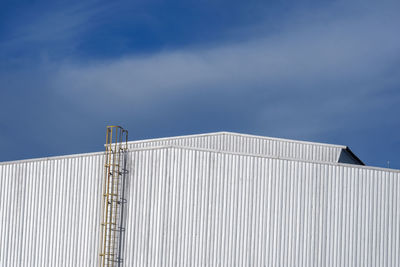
[127,132,346,164]
[0,146,398,266]
[122,148,399,266]
[0,154,104,266]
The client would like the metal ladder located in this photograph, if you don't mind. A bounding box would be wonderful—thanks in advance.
[99,126,128,267]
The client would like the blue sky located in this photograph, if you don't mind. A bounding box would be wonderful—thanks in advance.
[1,0,399,168]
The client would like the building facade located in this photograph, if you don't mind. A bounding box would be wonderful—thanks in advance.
[0,132,398,266]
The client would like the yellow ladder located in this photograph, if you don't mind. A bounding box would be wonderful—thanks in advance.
[99,126,128,267]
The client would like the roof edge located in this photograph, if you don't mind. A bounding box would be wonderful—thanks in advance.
[1,144,396,173]
[127,131,347,149]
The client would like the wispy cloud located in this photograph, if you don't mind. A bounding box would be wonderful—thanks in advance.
[0,1,111,64]
[50,1,400,139]
[1,0,400,166]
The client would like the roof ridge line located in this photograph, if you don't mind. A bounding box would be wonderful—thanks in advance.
[127,131,347,148]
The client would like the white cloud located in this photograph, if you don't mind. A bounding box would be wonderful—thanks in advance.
[3,0,399,141]
[52,2,400,117]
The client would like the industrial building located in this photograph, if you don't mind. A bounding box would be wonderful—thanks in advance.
[1,131,399,266]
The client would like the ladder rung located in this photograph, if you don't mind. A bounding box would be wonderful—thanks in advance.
[108,172,122,176]
[101,222,117,225]
[106,199,122,204]
[104,163,120,167]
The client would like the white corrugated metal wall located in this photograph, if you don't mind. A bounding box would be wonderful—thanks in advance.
[123,147,399,266]
[0,153,104,266]
[1,146,399,266]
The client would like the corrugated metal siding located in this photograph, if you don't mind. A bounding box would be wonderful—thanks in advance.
[128,133,345,164]
[123,148,399,266]
[0,154,104,266]
[1,147,399,266]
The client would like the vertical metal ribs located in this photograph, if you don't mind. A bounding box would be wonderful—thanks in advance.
[99,126,128,267]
